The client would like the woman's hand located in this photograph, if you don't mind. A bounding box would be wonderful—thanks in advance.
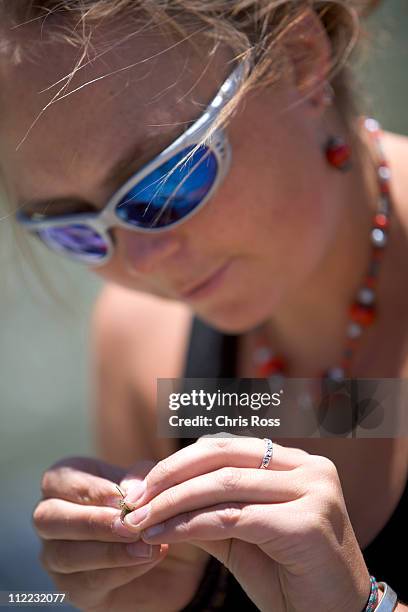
[33,456,209,612]
[122,437,372,612]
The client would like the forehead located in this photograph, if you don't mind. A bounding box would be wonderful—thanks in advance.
[0,18,230,203]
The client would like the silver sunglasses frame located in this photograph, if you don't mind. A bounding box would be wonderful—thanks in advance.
[16,59,250,266]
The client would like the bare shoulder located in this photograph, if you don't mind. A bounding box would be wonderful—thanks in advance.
[90,284,194,459]
[382,129,408,222]
[91,283,193,380]
[373,129,408,375]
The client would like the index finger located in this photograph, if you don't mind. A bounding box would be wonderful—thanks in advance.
[124,437,309,507]
[33,497,139,542]
[41,456,126,508]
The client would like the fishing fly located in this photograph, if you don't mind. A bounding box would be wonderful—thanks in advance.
[115,485,134,523]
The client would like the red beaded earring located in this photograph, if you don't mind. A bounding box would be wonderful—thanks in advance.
[325,136,352,171]
[316,81,352,171]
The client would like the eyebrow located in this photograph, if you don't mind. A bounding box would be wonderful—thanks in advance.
[17,136,170,214]
[102,139,159,191]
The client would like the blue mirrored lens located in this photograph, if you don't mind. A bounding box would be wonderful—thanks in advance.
[115,145,218,228]
[37,224,108,263]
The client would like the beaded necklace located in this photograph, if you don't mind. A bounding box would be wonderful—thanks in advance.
[252,117,391,384]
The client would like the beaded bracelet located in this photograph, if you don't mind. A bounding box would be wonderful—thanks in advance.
[362,575,380,612]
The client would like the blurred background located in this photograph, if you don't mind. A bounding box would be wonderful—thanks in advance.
[0,1,407,609]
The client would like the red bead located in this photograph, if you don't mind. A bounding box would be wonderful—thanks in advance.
[380,180,390,194]
[257,356,286,377]
[365,276,377,288]
[349,303,376,326]
[340,358,352,371]
[374,213,389,229]
[345,337,359,350]
[372,247,385,262]
[325,139,352,170]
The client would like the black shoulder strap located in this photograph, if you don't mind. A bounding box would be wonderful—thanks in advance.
[178,317,238,449]
[182,316,239,378]
[177,318,260,610]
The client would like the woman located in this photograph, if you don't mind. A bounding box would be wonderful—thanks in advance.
[1,0,407,610]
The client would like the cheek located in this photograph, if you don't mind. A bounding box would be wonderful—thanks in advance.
[216,95,338,259]
[213,143,336,263]
[188,150,340,331]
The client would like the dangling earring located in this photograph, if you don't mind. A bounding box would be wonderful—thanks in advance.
[320,82,352,171]
[321,82,334,107]
[325,136,352,171]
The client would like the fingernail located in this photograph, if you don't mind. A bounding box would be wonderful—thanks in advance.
[106,494,123,509]
[142,523,165,539]
[124,479,147,504]
[126,542,153,559]
[112,516,139,539]
[124,504,150,527]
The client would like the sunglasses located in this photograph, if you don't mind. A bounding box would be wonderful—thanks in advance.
[15,60,249,266]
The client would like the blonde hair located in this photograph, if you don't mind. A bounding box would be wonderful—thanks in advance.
[1,1,382,136]
[0,0,382,301]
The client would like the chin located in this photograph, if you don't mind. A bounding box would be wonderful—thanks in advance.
[194,299,276,335]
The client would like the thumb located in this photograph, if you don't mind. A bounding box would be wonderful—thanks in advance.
[191,539,283,611]
[188,539,231,566]
[119,459,157,503]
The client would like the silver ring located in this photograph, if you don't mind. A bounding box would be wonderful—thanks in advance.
[259,438,273,469]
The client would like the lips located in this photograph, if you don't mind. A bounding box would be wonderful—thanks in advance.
[179,261,230,298]
[180,270,220,296]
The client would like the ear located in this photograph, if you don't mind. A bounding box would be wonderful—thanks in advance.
[280,7,332,112]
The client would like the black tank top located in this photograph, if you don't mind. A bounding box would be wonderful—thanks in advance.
[178,317,408,608]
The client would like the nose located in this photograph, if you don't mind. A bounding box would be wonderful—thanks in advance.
[114,228,182,276]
